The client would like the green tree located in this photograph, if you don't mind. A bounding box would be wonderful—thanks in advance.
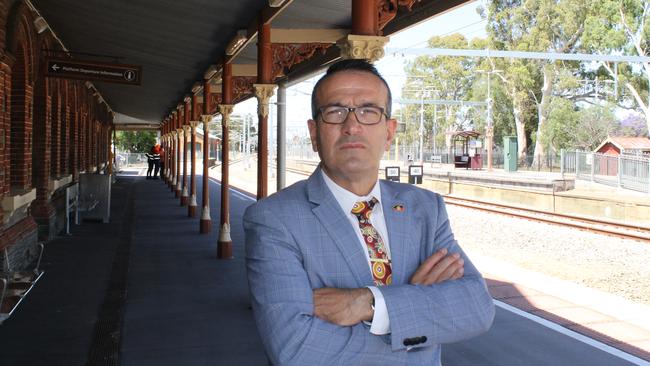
[401,34,479,152]
[574,105,617,150]
[483,0,597,167]
[115,131,157,153]
[582,0,650,135]
[541,98,579,151]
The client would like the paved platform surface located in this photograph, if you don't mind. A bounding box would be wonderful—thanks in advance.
[0,168,647,365]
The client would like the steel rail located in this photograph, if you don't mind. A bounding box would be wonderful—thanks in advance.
[280,161,650,242]
[443,196,650,243]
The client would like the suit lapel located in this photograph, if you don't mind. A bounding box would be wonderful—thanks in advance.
[381,181,411,285]
[308,169,373,286]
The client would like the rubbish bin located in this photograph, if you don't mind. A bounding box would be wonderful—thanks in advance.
[503,136,518,172]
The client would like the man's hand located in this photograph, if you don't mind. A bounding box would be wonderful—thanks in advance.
[313,287,374,326]
[410,248,464,285]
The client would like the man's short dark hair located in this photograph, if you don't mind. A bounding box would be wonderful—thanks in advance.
[311,59,392,120]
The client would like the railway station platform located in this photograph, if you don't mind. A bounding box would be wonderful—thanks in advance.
[272,158,650,226]
[0,170,648,365]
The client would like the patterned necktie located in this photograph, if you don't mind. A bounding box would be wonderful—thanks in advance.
[351,197,392,286]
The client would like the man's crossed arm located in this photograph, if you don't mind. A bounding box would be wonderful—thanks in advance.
[313,248,464,326]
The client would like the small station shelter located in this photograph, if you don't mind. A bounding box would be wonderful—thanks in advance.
[448,130,482,169]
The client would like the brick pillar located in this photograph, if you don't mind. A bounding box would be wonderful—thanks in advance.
[62,81,70,176]
[50,81,62,177]
[32,74,56,240]
[69,85,79,180]
[10,51,33,190]
[79,106,86,173]
[0,62,10,226]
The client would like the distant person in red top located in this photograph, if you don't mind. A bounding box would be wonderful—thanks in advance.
[152,144,161,179]
[146,144,161,179]
[158,145,165,179]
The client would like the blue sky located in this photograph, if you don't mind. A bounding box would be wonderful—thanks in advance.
[233,1,487,139]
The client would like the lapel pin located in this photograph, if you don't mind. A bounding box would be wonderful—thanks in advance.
[392,204,405,212]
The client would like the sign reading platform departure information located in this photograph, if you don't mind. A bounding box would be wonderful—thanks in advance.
[45,58,142,85]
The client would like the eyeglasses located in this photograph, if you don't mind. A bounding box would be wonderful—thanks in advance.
[318,105,387,125]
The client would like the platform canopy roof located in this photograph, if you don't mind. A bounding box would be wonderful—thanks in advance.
[30,0,471,128]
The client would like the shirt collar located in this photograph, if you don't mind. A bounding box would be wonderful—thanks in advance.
[321,170,382,214]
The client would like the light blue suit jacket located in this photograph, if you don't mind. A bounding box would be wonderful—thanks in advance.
[244,168,495,365]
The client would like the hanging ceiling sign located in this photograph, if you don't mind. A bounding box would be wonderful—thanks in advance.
[44,58,142,85]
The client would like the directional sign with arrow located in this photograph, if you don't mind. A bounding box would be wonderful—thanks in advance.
[45,58,142,85]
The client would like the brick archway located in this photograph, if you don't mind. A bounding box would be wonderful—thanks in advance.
[1,1,40,275]
[7,1,37,191]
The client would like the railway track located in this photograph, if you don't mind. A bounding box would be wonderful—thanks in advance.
[443,196,650,243]
[281,162,650,242]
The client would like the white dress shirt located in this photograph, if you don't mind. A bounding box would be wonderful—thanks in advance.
[321,172,391,335]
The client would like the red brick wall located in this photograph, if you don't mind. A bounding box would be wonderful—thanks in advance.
[51,79,61,177]
[32,71,53,219]
[10,43,33,190]
[0,0,7,52]
[69,84,78,179]
[0,62,10,201]
[0,215,37,253]
[62,81,70,175]
[0,1,114,254]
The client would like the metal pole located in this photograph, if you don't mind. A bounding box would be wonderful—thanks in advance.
[486,71,493,171]
[614,63,618,99]
[433,104,437,154]
[419,93,424,163]
[245,116,250,168]
[590,152,595,182]
[487,72,491,127]
[617,154,622,189]
[277,83,286,191]
[560,149,564,179]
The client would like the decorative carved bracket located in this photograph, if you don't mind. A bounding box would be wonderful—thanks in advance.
[272,43,332,78]
[254,84,277,118]
[337,34,389,62]
[378,0,421,32]
[232,76,257,104]
[209,93,222,115]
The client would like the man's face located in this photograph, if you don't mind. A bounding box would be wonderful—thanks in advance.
[308,70,397,184]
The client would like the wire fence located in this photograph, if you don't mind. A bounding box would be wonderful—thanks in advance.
[562,150,650,193]
[119,147,649,193]
[115,153,148,171]
[283,143,563,172]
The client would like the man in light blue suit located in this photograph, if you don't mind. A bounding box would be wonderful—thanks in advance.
[244,59,494,365]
